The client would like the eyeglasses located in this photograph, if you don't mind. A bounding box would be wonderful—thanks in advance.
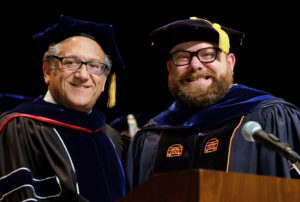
[50,55,108,75]
[169,47,220,66]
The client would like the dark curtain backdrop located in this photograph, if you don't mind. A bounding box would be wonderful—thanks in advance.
[1,2,298,122]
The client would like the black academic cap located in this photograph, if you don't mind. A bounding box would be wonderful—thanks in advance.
[150,17,245,54]
[32,15,124,73]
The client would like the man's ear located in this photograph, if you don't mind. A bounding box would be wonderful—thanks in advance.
[166,60,172,72]
[101,76,107,92]
[227,53,236,71]
[43,62,52,85]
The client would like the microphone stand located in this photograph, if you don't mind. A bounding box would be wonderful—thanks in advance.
[291,161,300,176]
[287,148,300,176]
[242,121,300,177]
[268,140,300,177]
[282,145,300,177]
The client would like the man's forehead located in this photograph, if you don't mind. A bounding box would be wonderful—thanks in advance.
[58,36,105,60]
[170,41,216,53]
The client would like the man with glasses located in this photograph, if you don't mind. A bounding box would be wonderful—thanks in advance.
[0,15,126,201]
[126,17,300,190]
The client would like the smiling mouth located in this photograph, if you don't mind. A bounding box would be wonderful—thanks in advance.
[71,83,89,88]
[186,76,211,82]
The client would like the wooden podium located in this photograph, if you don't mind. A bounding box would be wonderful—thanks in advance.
[118,169,300,202]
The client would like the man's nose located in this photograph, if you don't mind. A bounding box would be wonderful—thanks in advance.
[74,63,90,80]
[189,55,205,71]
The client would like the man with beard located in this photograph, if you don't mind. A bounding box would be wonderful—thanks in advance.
[125,17,300,190]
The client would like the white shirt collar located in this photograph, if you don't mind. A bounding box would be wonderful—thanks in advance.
[43,90,93,114]
[43,90,57,104]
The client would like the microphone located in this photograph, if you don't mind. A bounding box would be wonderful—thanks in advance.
[242,121,300,163]
[127,114,138,138]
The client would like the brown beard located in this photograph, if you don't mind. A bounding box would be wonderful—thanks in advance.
[168,68,233,109]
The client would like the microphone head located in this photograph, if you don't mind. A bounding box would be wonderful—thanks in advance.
[242,121,262,142]
[127,114,138,138]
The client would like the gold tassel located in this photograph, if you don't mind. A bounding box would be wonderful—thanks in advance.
[189,17,230,53]
[211,23,230,54]
[107,72,116,108]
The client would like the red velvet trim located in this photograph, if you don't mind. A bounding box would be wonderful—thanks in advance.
[0,113,99,133]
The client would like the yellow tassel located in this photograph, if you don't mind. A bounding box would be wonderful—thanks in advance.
[211,23,230,54]
[107,72,116,108]
[189,17,230,53]
[189,16,198,20]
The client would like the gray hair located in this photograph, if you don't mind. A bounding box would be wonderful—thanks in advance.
[43,42,112,76]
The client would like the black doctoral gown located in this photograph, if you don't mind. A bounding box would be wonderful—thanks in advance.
[0,96,125,201]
